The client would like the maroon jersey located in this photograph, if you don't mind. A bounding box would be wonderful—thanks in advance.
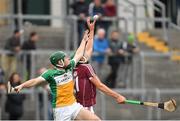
[73,64,96,107]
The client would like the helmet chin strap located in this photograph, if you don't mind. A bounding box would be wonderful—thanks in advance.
[56,59,64,68]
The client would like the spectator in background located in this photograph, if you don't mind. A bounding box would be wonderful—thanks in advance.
[103,0,117,31]
[89,0,105,16]
[71,0,89,44]
[106,30,124,88]
[104,0,117,17]
[5,73,25,120]
[92,28,110,79]
[3,29,22,80]
[89,0,105,29]
[22,32,39,79]
[118,34,139,88]
[122,34,139,63]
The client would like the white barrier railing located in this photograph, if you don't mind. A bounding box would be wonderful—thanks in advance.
[1,50,180,88]
[138,51,180,89]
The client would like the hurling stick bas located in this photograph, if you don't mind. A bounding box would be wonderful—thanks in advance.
[125,99,177,112]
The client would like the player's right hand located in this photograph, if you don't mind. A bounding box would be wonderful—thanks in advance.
[14,85,23,93]
[116,95,126,104]
[87,17,96,31]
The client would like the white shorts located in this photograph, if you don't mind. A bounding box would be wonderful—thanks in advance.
[53,102,83,121]
[84,106,94,113]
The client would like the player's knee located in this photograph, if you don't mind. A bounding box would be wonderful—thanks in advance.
[90,113,101,121]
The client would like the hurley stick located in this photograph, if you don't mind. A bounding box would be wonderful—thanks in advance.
[125,99,177,112]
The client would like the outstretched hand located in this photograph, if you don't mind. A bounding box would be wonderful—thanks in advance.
[87,17,96,31]
[116,95,126,104]
[14,85,23,93]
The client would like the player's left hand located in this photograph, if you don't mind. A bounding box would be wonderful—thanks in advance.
[87,17,96,31]
[116,95,126,104]
[14,85,23,93]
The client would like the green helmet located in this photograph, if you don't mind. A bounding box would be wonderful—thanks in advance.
[49,51,66,67]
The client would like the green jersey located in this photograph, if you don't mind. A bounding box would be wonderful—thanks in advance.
[41,59,77,108]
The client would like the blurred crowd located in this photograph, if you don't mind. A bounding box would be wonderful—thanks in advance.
[71,0,140,88]
[92,28,139,88]
[0,29,39,82]
[71,0,117,43]
[0,30,40,120]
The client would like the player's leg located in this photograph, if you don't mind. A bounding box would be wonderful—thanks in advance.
[75,108,101,120]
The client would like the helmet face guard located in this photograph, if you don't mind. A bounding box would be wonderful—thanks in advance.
[57,59,65,68]
[79,56,88,64]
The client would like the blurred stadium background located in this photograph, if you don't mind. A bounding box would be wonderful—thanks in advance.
[0,0,180,120]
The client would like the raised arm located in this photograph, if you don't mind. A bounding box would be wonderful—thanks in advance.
[14,77,45,93]
[84,17,96,60]
[73,30,89,63]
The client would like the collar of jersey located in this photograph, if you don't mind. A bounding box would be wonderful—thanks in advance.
[55,67,65,72]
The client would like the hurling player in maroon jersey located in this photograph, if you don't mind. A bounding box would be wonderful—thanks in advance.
[73,17,126,113]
